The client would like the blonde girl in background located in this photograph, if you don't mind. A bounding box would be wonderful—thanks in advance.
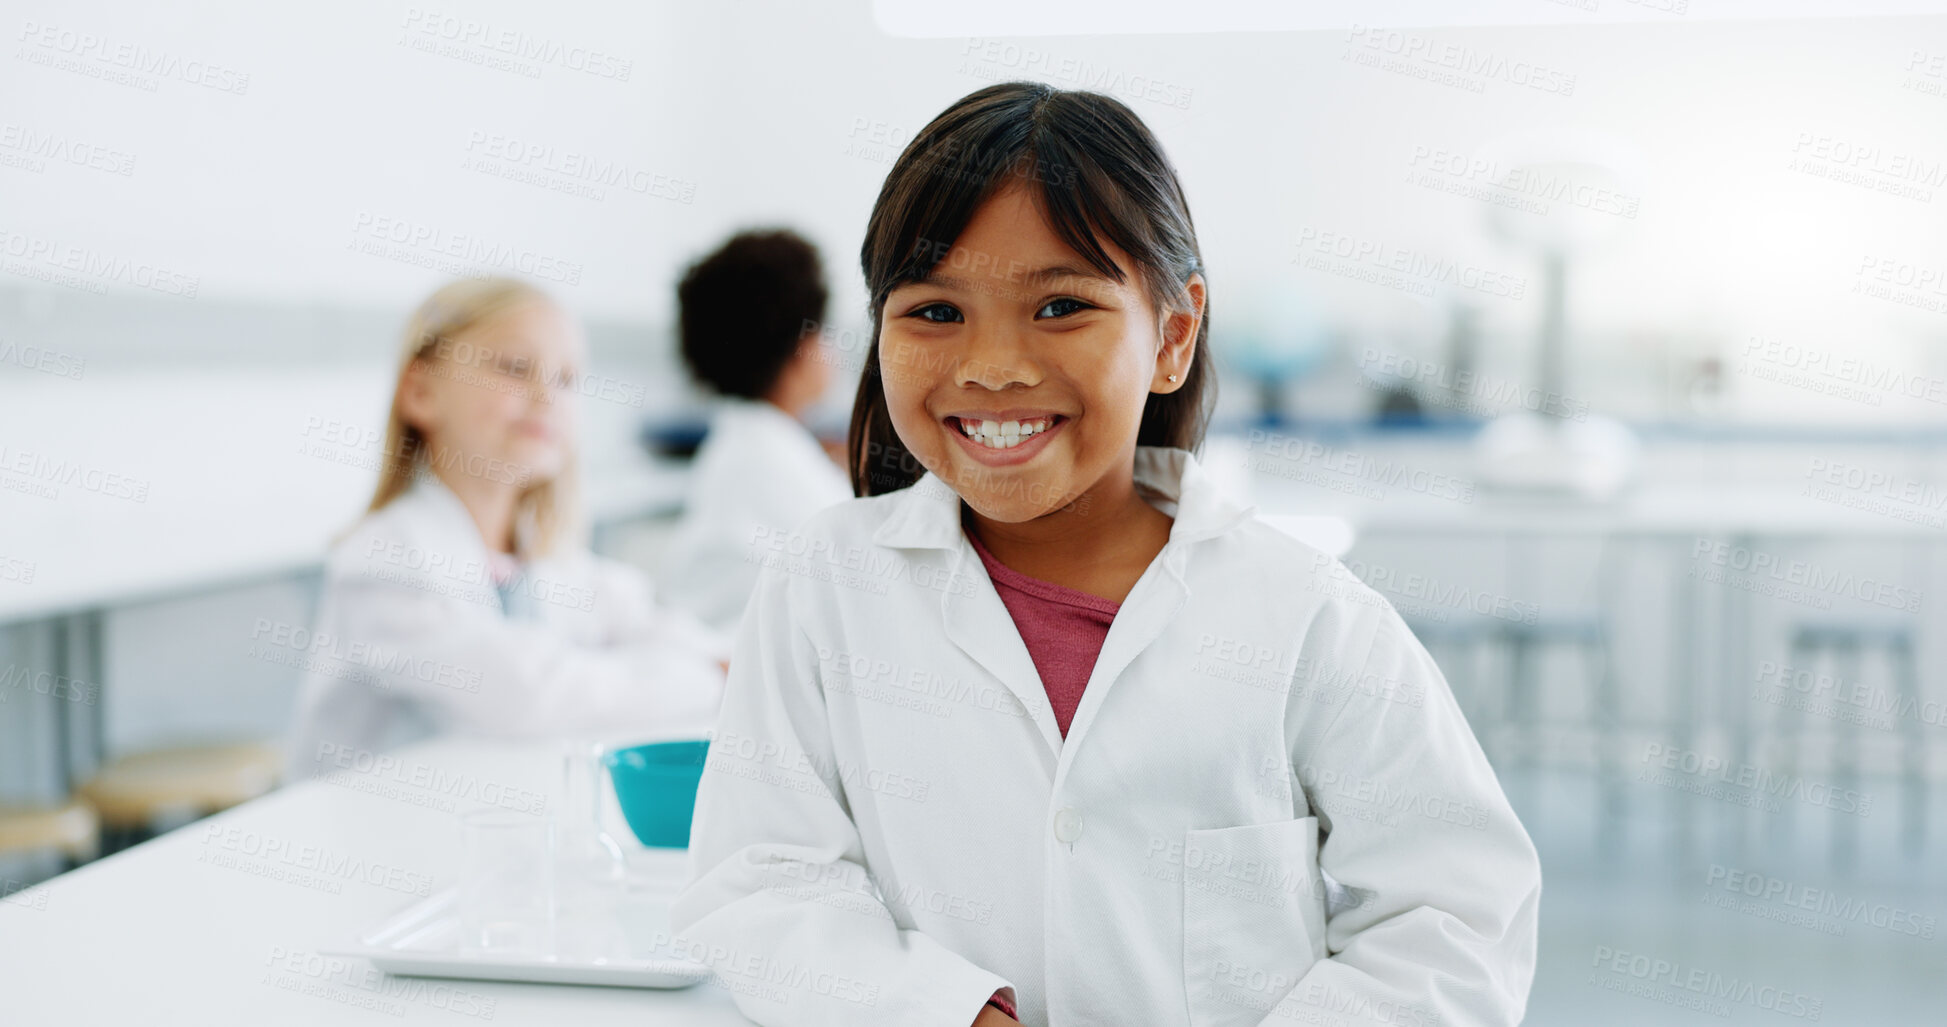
[674,83,1540,1027]
[285,277,727,780]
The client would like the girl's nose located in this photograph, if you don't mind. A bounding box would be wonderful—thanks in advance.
[957,328,1038,390]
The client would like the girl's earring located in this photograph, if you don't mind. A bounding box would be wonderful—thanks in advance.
[1167,374,1179,383]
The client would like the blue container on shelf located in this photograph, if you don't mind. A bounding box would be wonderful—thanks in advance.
[603,739,710,848]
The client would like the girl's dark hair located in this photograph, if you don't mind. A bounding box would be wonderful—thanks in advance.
[678,229,828,400]
[846,81,1214,497]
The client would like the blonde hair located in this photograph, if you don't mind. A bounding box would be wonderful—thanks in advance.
[363,277,585,560]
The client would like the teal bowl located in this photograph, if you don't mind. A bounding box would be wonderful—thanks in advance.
[604,740,710,848]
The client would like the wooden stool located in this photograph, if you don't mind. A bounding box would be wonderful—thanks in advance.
[78,742,281,848]
[0,799,100,867]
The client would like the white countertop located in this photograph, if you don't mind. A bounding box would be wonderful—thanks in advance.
[0,737,754,1025]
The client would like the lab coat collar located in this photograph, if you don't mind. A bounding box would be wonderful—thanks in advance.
[398,472,486,546]
[871,445,1256,552]
[714,395,799,432]
[396,471,537,565]
[877,445,1254,761]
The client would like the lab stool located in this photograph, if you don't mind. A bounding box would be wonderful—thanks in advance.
[0,799,100,876]
[77,741,281,852]
[1767,621,1925,864]
[1407,614,1620,849]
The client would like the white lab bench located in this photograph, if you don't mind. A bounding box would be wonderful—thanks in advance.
[0,737,755,1025]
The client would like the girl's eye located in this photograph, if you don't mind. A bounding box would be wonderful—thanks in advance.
[498,358,531,378]
[909,302,963,324]
[1036,297,1093,319]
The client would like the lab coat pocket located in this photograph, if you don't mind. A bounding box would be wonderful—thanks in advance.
[1181,816,1326,1027]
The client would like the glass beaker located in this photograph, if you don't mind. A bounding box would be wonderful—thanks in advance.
[456,807,557,956]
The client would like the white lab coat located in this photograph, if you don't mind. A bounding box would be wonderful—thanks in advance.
[659,397,854,633]
[283,474,728,781]
[672,446,1540,1027]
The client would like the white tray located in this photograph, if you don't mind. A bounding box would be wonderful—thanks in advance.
[327,886,713,989]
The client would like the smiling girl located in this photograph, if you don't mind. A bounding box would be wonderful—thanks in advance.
[673,83,1540,1027]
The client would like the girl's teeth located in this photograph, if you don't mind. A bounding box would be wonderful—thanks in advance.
[958,417,1051,449]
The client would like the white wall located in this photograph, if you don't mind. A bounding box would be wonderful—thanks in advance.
[6,2,1947,422]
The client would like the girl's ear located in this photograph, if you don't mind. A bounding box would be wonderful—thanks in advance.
[1151,272,1205,393]
[398,358,442,434]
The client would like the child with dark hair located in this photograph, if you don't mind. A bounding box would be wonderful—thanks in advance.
[677,229,831,403]
[675,83,1540,1027]
[661,229,854,632]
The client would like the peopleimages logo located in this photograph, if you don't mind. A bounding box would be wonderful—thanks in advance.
[1246,430,1478,504]
[1704,864,1935,939]
[1690,538,1922,612]
[1588,945,1822,1021]
[1640,742,1872,816]
[1742,334,1947,406]
[15,20,250,94]
[1343,25,1576,96]
[0,229,199,298]
[1313,552,1540,625]
[1357,347,1587,420]
[1754,659,1947,730]
[200,824,435,896]
[398,8,632,81]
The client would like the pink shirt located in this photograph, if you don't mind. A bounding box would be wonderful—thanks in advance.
[966,529,1120,739]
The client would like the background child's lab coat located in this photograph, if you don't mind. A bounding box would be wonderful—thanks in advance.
[284,474,728,781]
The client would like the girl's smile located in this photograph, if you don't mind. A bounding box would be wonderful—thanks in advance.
[944,411,1069,465]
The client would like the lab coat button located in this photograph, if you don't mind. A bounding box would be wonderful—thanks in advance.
[1053,807,1083,843]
